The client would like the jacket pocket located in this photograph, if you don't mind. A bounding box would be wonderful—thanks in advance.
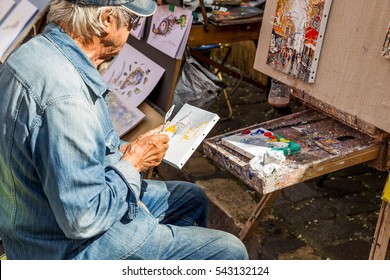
[105,129,120,154]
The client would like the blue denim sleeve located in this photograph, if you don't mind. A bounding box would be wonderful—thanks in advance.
[34,96,141,239]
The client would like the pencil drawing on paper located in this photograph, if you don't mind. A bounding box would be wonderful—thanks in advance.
[266,0,332,83]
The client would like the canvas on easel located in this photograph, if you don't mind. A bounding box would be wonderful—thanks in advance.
[266,0,332,83]
[146,4,192,59]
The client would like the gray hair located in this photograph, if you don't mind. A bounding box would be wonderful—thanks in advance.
[47,0,136,44]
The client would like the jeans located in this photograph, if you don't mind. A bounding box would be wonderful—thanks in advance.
[70,181,248,260]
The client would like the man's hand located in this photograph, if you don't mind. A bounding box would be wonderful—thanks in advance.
[120,126,169,172]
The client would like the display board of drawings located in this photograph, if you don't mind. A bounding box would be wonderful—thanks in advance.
[131,4,192,59]
[0,0,38,59]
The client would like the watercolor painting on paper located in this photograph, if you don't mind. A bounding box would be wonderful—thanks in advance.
[130,16,147,40]
[266,0,332,83]
[146,4,192,59]
[102,43,165,108]
[162,104,219,169]
[107,91,145,136]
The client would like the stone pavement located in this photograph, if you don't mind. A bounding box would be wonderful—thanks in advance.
[156,76,390,260]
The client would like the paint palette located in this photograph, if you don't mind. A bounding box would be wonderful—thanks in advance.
[204,109,381,194]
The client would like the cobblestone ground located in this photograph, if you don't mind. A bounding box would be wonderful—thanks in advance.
[158,73,390,260]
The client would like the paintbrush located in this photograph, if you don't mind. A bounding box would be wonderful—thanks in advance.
[159,104,175,134]
[292,127,340,155]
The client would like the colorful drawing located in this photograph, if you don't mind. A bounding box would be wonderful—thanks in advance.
[147,5,193,59]
[102,43,165,107]
[107,92,145,136]
[152,13,187,35]
[162,104,220,169]
[164,112,191,137]
[382,21,390,59]
[130,16,146,40]
[266,0,332,83]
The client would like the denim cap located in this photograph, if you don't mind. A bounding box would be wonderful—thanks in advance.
[66,0,157,17]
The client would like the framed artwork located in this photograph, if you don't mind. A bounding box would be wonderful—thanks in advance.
[266,0,333,83]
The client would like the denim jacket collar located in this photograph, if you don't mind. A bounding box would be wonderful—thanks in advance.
[42,22,107,98]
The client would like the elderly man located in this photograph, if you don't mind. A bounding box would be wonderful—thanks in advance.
[0,0,248,260]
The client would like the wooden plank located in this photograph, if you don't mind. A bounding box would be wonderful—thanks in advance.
[203,109,382,194]
[188,20,262,47]
[254,0,390,134]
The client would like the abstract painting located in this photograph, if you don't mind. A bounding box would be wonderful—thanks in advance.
[266,0,332,83]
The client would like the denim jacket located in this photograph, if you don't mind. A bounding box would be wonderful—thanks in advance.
[0,23,145,259]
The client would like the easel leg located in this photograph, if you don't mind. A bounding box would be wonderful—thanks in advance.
[239,190,281,241]
[369,201,390,259]
[369,201,390,260]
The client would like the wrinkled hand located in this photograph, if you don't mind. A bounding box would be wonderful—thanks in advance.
[120,126,169,172]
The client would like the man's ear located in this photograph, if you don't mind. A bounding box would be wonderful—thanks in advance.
[101,8,114,31]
